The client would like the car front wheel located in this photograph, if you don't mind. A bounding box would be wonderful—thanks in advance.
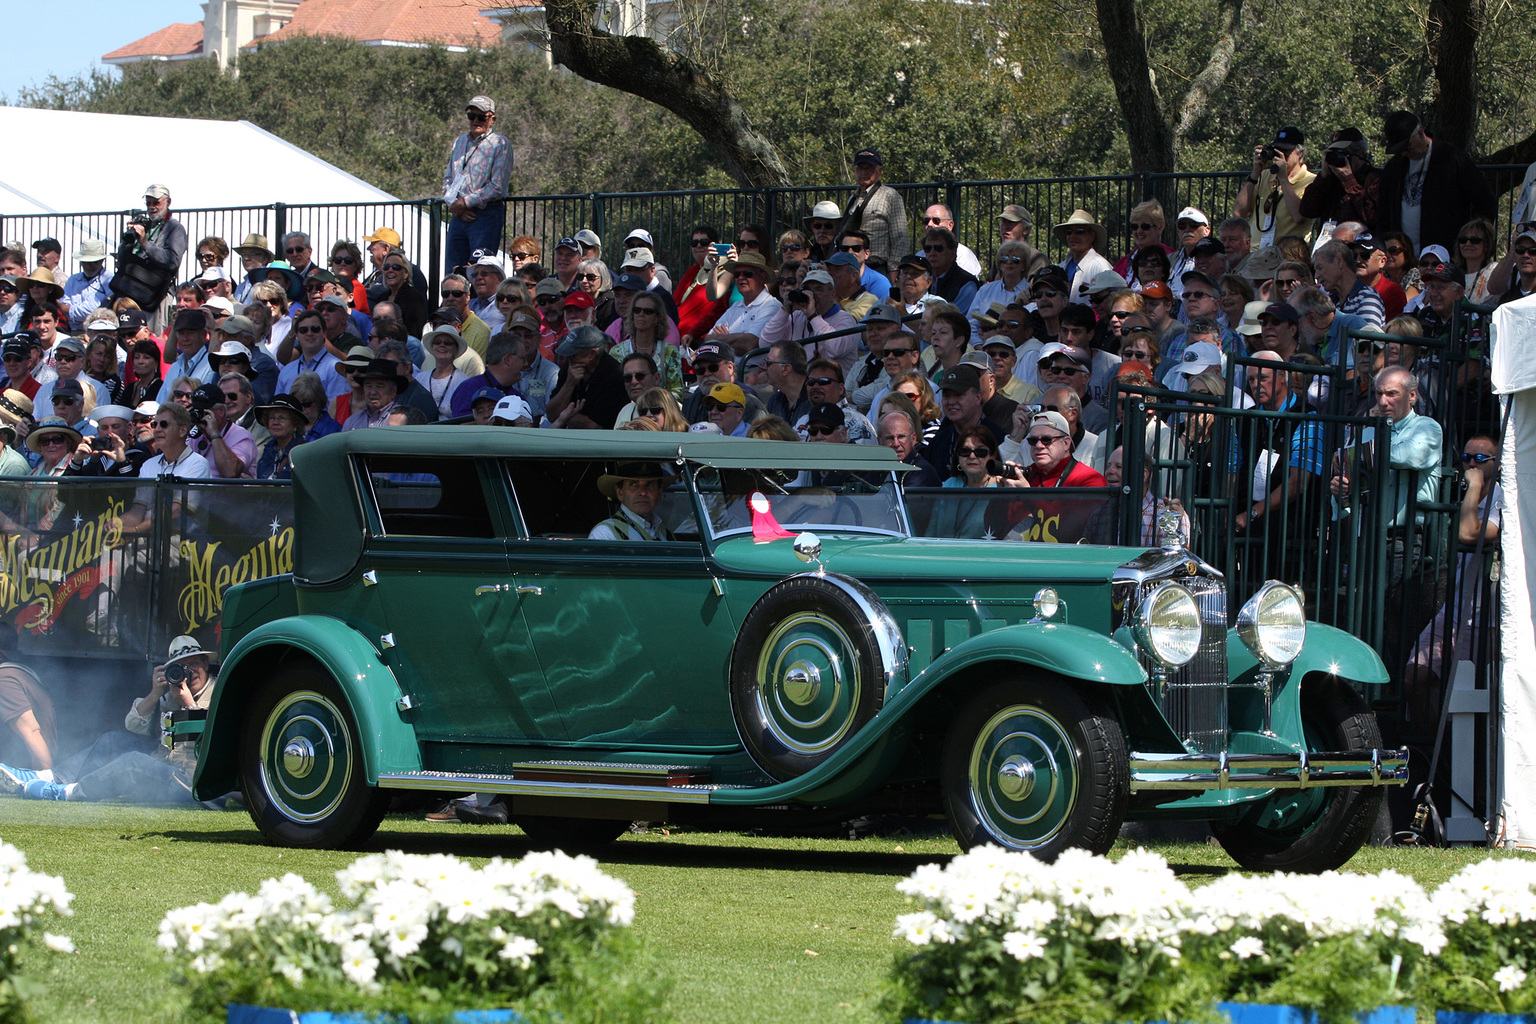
[1212,683,1385,873]
[239,662,389,849]
[941,676,1127,859]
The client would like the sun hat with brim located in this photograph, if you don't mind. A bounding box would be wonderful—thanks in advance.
[21,267,62,301]
[1236,300,1269,337]
[209,340,253,367]
[89,404,136,426]
[234,233,275,262]
[802,200,842,227]
[1052,209,1108,253]
[1242,246,1284,281]
[598,460,667,500]
[166,634,213,666]
[258,262,305,302]
[256,394,306,427]
[726,251,770,277]
[25,418,82,456]
[75,239,108,263]
[341,345,374,370]
[0,389,32,441]
[423,325,468,357]
[359,359,408,390]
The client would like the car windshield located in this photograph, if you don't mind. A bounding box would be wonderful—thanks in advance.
[691,465,909,540]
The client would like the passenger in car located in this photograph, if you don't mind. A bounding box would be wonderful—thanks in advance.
[589,461,674,541]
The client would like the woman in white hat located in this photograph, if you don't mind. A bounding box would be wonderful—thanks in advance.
[24,419,82,530]
[420,326,471,420]
[1052,209,1113,305]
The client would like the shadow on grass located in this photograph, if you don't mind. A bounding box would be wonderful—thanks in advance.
[151,819,953,876]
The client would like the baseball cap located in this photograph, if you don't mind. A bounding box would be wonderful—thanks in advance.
[31,238,60,254]
[562,290,595,309]
[958,350,993,372]
[1036,341,1090,367]
[824,251,860,269]
[693,342,727,363]
[1180,269,1220,292]
[1271,126,1304,149]
[897,253,932,273]
[1383,111,1420,156]
[51,377,84,399]
[219,314,256,338]
[621,247,655,269]
[554,325,610,358]
[363,227,401,247]
[173,309,209,332]
[1260,302,1300,325]
[707,382,746,406]
[554,237,581,253]
[1191,237,1227,257]
[999,205,1033,227]
[1348,232,1380,253]
[935,364,982,392]
[1085,269,1127,295]
[1420,265,1461,284]
[802,269,834,287]
[1140,281,1173,300]
[624,228,655,247]
[202,296,236,316]
[1419,244,1451,266]
[1,339,29,360]
[807,402,845,428]
[574,229,601,248]
[468,386,504,408]
[53,336,86,356]
[85,314,120,332]
[1175,342,1225,375]
[1030,411,1071,437]
[852,148,882,166]
[1117,360,1153,379]
[612,272,647,292]
[471,254,506,275]
[534,277,566,297]
[507,311,541,333]
[117,309,149,332]
[688,421,722,434]
[492,395,532,422]
[1176,207,1209,227]
[197,266,230,283]
[315,294,349,311]
[466,95,496,113]
[861,304,901,325]
[144,184,170,200]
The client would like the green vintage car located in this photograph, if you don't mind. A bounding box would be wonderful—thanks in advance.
[191,428,1406,869]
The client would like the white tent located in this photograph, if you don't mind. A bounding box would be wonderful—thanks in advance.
[1492,293,1536,847]
[0,106,439,284]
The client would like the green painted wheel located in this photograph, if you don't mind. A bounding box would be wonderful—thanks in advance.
[240,663,388,849]
[942,677,1127,858]
[730,575,901,779]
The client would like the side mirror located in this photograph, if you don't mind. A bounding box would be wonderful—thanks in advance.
[793,532,822,566]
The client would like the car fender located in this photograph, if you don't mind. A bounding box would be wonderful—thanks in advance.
[711,622,1148,806]
[1226,622,1389,744]
[193,615,422,800]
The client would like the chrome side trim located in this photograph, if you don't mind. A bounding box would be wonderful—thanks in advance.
[1129,748,1409,791]
[376,772,724,804]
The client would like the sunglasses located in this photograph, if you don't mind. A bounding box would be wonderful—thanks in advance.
[997,255,1023,264]
[172,390,194,399]
[496,293,522,303]
[1275,278,1304,287]
[509,251,534,260]
[955,446,991,458]
[441,289,467,298]
[52,396,81,405]
[809,222,835,231]
[152,419,176,428]
[1176,220,1202,230]
[737,238,761,248]
[1025,434,1066,446]
[197,252,219,262]
[922,244,949,253]
[1461,452,1495,464]
[330,255,358,265]
[837,244,867,252]
[53,351,81,361]
[1044,364,1084,375]
[1063,227,1093,235]
[883,347,915,357]
[1355,341,1386,352]
[285,246,308,255]
[577,273,601,282]
[0,355,23,363]
[1183,291,1215,301]
[1383,246,1405,256]
[294,325,325,335]
[0,286,14,294]
[689,239,712,247]
[623,371,653,382]
[735,270,760,281]
[1516,247,1536,257]
[1458,237,1486,246]
[806,425,838,436]
[633,307,660,316]
[383,264,406,271]
[1035,289,1061,299]
[1109,310,1134,319]
[39,437,69,446]
[637,406,664,417]
[466,111,490,122]
[807,376,841,386]
[1130,222,1159,232]
[703,400,741,411]
[779,243,805,252]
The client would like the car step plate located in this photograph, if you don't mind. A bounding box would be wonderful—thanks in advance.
[510,761,714,787]
[376,765,740,804]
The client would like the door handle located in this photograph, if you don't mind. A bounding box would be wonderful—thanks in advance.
[475,585,508,596]
[515,585,543,597]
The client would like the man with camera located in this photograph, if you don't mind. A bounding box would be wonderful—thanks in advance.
[1298,128,1381,229]
[184,383,257,478]
[1235,127,1316,248]
[61,404,148,480]
[109,185,187,328]
[0,635,216,804]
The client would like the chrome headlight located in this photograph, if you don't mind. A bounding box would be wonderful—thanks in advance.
[1134,582,1201,667]
[1237,582,1306,667]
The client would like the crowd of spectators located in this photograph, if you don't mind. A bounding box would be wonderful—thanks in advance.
[0,100,1523,775]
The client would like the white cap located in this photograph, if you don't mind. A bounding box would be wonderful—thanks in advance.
[1176,207,1209,226]
[197,266,230,283]
[210,339,252,359]
[85,315,119,332]
[574,229,601,247]
[201,296,235,316]
[802,269,834,286]
[688,421,722,433]
[623,228,654,247]
[1420,244,1451,265]
[491,394,532,422]
[89,404,136,424]
[621,247,655,269]
[809,200,842,220]
[134,400,160,418]
[1175,341,1226,375]
[1236,300,1268,336]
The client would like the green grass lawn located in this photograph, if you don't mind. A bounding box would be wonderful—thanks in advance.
[0,802,1525,1024]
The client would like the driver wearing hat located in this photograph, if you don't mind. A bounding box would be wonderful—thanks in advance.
[590,461,674,541]
[343,360,407,430]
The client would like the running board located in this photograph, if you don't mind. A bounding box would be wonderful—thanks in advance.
[376,763,740,805]
[1129,748,1409,792]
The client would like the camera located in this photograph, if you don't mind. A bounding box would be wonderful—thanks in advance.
[164,661,190,684]
[121,211,154,245]
[1260,144,1279,164]
[185,388,219,441]
[1325,149,1349,167]
[988,459,1022,481]
[787,289,808,305]
[90,436,112,452]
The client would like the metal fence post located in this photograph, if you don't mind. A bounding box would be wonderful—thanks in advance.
[427,199,443,309]
[765,188,779,239]
[273,203,287,255]
[592,194,606,243]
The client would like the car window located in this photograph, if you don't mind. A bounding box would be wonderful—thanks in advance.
[364,456,495,539]
[692,466,907,539]
[506,458,696,541]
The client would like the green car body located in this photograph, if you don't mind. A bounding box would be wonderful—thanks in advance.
[193,427,1404,868]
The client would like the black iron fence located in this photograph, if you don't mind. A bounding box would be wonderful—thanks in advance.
[2,166,1526,312]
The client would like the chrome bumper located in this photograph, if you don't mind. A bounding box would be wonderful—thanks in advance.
[1128,748,1409,792]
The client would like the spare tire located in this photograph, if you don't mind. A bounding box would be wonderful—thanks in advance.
[729,573,906,779]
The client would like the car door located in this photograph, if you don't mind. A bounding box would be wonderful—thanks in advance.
[363,454,567,744]
[505,457,740,750]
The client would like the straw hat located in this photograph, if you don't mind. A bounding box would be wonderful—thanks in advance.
[1051,209,1108,254]
[21,267,62,301]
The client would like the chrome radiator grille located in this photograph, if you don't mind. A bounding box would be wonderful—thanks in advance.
[1141,575,1229,753]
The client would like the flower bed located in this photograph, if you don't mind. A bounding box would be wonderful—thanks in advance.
[158,849,667,1024]
[886,846,1455,1024]
[0,837,74,1024]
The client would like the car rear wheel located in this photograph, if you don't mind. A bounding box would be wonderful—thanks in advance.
[941,676,1127,859]
[729,575,899,779]
[1212,683,1385,873]
[239,662,389,849]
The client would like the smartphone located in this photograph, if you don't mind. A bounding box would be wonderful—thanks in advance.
[713,243,732,258]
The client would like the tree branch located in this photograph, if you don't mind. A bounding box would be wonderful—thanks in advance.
[1172,0,1243,154]
[543,0,792,188]
[1094,0,1176,174]
[1424,0,1485,152]
[1484,126,1536,168]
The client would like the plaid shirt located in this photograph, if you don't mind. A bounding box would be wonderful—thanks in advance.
[847,183,908,267]
[442,131,513,209]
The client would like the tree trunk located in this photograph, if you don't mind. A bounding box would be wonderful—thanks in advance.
[1424,0,1484,153]
[1484,128,1536,169]
[1095,0,1176,175]
[543,0,792,188]
[1172,0,1244,153]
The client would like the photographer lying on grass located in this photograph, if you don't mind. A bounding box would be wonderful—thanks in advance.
[0,635,218,803]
